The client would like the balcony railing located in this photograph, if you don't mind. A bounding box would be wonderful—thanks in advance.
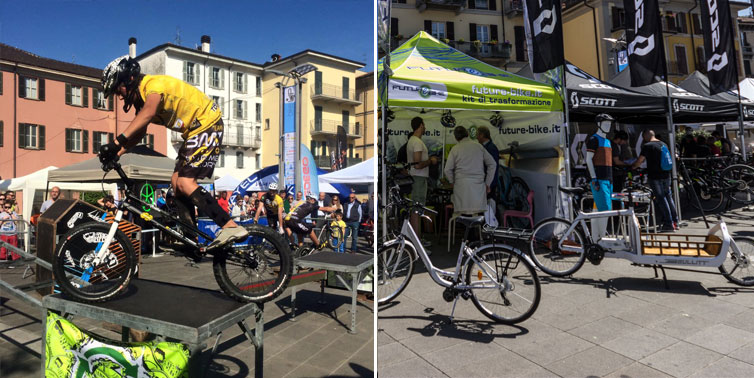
[313,155,363,169]
[416,0,465,12]
[505,0,524,14]
[310,119,362,137]
[311,83,360,105]
[223,131,261,149]
[451,41,512,59]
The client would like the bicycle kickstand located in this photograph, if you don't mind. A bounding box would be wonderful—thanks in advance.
[447,296,461,324]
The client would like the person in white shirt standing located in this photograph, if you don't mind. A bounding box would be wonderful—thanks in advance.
[40,186,62,214]
[444,126,496,214]
[406,117,438,246]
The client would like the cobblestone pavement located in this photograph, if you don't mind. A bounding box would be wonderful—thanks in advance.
[378,206,754,377]
[0,242,374,377]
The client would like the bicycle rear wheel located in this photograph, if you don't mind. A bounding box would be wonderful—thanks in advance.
[465,245,540,324]
[377,239,416,305]
[722,164,754,206]
[684,179,724,213]
[719,237,754,286]
[213,224,293,303]
[53,222,136,303]
[506,177,533,229]
[529,218,586,276]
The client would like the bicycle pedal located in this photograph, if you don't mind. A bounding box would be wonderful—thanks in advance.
[460,290,472,300]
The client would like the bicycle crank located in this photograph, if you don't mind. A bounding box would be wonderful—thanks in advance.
[586,244,606,265]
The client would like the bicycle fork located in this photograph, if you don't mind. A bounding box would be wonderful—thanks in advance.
[82,211,123,281]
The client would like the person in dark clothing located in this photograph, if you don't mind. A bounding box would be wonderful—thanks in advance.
[343,191,363,252]
[476,126,500,200]
[694,136,711,158]
[611,131,633,193]
[632,130,678,232]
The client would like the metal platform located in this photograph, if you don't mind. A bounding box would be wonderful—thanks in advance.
[292,252,373,334]
[41,279,264,377]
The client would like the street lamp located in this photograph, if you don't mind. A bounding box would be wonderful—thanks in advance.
[268,64,318,195]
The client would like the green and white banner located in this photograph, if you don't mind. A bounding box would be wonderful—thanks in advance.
[45,312,189,378]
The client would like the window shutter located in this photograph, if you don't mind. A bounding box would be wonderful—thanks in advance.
[221,69,225,89]
[92,88,99,107]
[468,0,476,9]
[83,86,88,108]
[424,20,432,33]
[195,65,200,85]
[489,0,496,11]
[470,23,477,41]
[18,76,26,98]
[65,83,72,105]
[491,24,499,41]
[514,26,526,61]
[0,121,3,147]
[39,79,45,101]
[65,129,72,152]
[243,74,248,93]
[108,95,114,110]
[692,14,701,34]
[612,7,620,29]
[391,18,399,36]
[183,61,188,82]
[83,130,89,153]
[18,123,26,148]
[108,132,114,142]
[447,22,455,40]
[244,101,248,119]
[38,125,45,150]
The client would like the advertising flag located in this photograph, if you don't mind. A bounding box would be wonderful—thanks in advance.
[300,144,319,197]
[283,86,296,192]
[623,0,665,87]
[523,0,565,73]
[700,0,737,94]
[378,0,391,53]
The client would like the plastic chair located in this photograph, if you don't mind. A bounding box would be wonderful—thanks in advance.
[447,211,483,253]
[503,191,535,228]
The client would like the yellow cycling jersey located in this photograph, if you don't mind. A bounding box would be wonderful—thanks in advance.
[139,75,222,138]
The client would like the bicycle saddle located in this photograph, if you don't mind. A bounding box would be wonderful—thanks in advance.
[455,215,485,228]
[559,186,586,196]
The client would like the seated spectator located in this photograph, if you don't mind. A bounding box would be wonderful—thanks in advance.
[0,201,20,261]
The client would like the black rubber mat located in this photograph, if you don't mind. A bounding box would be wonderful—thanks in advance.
[54,279,251,328]
[298,251,372,267]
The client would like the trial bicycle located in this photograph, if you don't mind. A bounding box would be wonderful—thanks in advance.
[377,191,540,324]
[53,157,293,303]
[528,183,754,286]
[292,213,345,258]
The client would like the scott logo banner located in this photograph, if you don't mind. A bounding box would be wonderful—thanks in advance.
[623,0,665,87]
[701,0,736,94]
[524,0,564,73]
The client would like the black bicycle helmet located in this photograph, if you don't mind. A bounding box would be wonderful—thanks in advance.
[595,113,615,123]
[102,55,142,112]
[440,110,456,128]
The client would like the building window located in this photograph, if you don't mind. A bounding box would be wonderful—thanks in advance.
[21,77,41,100]
[140,133,154,149]
[265,118,270,130]
[355,122,360,136]
[234,72,246,93]
[237,124,245,145]
[18,123,45,150]
[219,150,225,168]
[674,45,688,75]
[183,61,200,85]
[255,125,261,140]
[210,67,223,89]
[255,156,260,170]
[342,110,349,133]
[431,21,446,40]
[310,140,317,156]
[93,88,112,110]
[255,103,262,122]
[692,14,702,34]
[92,131,113,152]
[611,7,626,30]
[66,84,87,107]
[342,77,350,99]
[476,24,490,53]
[65,129,88,153]
[235,100,246,119]
[474,0,489,9]
[348,144,354,158]
[256,77,261,96]
[236,151,244,168]
[314,71,323,95]
[514,26,528,62]
[211,95,225,115]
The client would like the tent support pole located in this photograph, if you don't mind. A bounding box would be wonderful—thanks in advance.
[664,76,683,226]
[562,65,573,221]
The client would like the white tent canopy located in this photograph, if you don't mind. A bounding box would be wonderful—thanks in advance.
[214,175,242,191]
[319,158,374,184]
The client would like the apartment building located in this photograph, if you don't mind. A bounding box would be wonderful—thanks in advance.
[0,43,158,180]
[740,17,754,78]
[387,0,526,71]
[355,71,375,161]
[563,0,750,83]
[261,50,366,169]
[133,36,264,179]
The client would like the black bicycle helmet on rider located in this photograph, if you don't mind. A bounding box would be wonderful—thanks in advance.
[102,55,142,112]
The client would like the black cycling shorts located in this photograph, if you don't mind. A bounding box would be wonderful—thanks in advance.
[175,119,224,179]
[266,214,280,229]
[285,218,313,235]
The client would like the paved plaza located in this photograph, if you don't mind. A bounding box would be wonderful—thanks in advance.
[0,244,374,377]
[379,207,754,377]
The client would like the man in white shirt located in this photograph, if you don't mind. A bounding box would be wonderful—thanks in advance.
[40,186,62,214]
[406,117,438,245]
[444,126,496,214]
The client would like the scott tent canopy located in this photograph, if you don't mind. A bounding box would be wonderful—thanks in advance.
[378,31,562,112]
[679,71,754,120]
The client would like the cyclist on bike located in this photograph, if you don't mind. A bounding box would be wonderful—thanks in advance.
[284,192,335,247]
[98,55,247,250]
[254,182,284,233]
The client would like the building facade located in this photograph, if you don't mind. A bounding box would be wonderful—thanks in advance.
[355,71,375,161]
[0,43,156,181]
[562,0,750,83]
[261,50,366,170]
[739,17,754,78]
[133,36,264,179]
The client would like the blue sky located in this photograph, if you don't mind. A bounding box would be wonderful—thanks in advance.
[0,0,375,72]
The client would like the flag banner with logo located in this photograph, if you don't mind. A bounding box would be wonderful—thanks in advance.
[283,86,296,192]
[377,0,391,53]
[523,0,564,73]
[623,0,665,87]
[701,0,737,95]
[299,144,319,197]
[377,32,562,112]
[45,311,189,378]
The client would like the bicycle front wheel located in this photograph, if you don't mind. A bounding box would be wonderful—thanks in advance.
[377,239,416,305]
[53,222,136,303]
[465,246,540,324]
[719,237,754,286]
[213,224,293,303]
[722,164,754,206]
[529,218,586,276]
